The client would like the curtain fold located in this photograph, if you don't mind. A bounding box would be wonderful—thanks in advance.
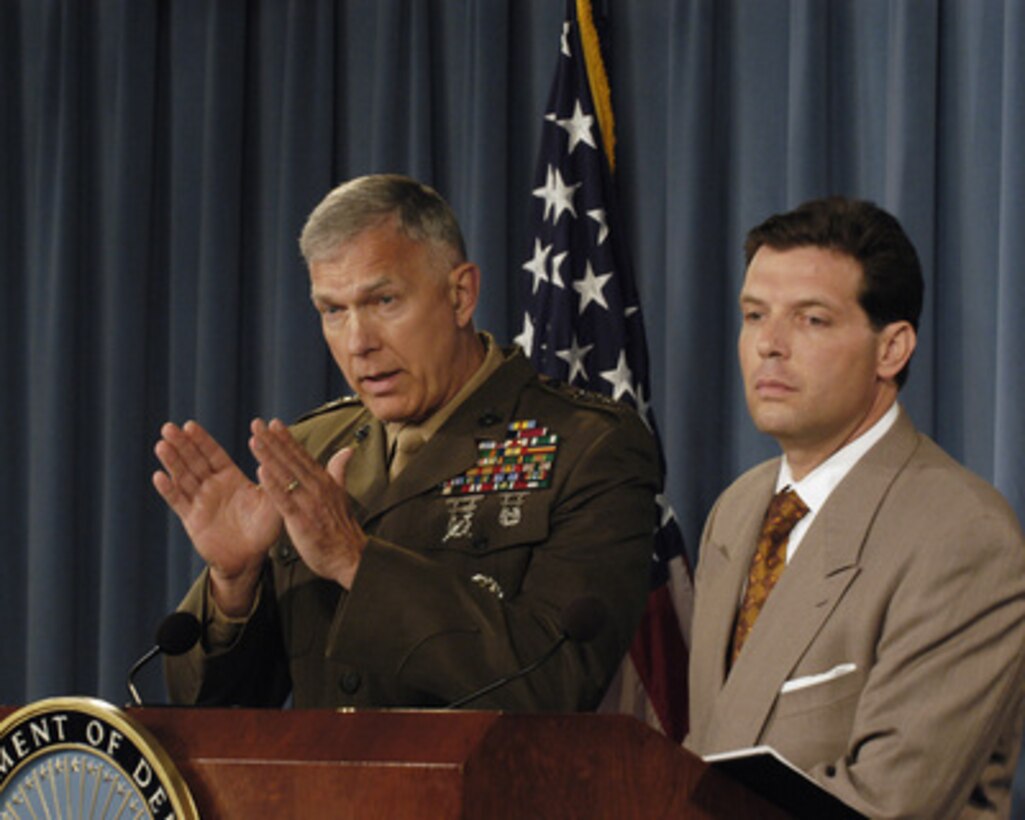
[94,0,162,698]
[3,8,1023,805]
[24,0,98,696]
[0,0,28,692]
[994,1,1025,506]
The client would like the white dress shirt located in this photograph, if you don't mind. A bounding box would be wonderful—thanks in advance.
[777,402,900,562]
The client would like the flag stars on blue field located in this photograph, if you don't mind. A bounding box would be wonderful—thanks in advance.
[533,165,580,223]
[523,239,552,294]
[545,101,597,154]
[517,0,653,407]
[573,261,612,314]
[634,384,653,431]
[657,493,678,531]
[519,0,691,741]
[560,21,572,57]
[555,336,594,383]
[550,250,568,288]
[587,208,609,244]
[514,313,534,358]
[599,351,635,402]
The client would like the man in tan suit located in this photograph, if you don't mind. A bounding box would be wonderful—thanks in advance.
[686,197,1025,818]
[154,174,658,710]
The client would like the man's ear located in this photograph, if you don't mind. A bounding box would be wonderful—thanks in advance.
[449,262,481,328]
[877,320,917,381]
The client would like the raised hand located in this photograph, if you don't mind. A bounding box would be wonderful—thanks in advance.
[249,418,367,589]
[153,420,282,613]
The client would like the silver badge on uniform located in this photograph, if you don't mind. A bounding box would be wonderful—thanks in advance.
[498,492,529,528]
[443,494,484,542]
[470,573,505,599]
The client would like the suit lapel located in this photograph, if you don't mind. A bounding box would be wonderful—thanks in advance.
[703,409,920,751]
[708,530,861,750]
[697,472,777,692]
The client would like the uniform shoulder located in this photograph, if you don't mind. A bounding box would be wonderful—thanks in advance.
[516,375,657,456]
[293,394,363,425]
[290,395,370,452]
[532,374,636,419]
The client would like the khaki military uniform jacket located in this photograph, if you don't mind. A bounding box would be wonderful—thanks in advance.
[686,409,1025,818]
[167,347,658,711]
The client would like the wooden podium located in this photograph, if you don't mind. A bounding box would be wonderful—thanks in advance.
[109,708,790,818]
[1,705,792,817]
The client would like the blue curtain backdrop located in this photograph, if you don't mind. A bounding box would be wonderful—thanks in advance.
[3,0,1024,798]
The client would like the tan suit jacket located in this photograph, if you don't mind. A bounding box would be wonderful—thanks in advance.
[686,409,1025,819]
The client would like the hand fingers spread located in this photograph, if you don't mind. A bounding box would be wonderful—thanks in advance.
[165,422,218,474]
[151,469,183,509]
[249,419,365,588]
[153,426,206,499]
[183,420,235,474]
[250,418,321,499]
[154,420,240,503]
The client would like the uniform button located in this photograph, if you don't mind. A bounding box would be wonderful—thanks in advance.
[477,412,501,427]
[339,666,361,694]
[824,764,836,777]
[472,536,489,550]
[276,543,294,560]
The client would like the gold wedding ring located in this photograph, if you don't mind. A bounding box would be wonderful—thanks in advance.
[285,479,301,494]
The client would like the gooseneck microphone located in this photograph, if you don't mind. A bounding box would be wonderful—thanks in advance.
[446,596,607,709]
[126,611,202,707]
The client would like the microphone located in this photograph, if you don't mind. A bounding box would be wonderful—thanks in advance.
[126,611,201,707]
[446,596,607,709]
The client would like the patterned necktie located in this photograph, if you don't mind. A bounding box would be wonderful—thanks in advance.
[730,488,809,667]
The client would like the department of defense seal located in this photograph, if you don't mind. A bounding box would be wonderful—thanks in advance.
[0,697,197,820]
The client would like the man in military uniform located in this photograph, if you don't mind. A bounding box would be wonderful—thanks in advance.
[154,174,659,710]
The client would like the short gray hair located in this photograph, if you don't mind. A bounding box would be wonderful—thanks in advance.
[299,174,467,265]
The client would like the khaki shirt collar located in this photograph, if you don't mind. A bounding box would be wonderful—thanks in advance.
[385,331,503,462]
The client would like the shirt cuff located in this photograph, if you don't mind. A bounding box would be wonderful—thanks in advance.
[203,576,262,650]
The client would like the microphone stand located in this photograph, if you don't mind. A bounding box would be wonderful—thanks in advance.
[446,634,568,709]
[126,645,161,708]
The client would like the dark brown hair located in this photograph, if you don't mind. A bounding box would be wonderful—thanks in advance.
[745,197,923,387]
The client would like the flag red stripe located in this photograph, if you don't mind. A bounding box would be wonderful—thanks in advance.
[629,584,690,742]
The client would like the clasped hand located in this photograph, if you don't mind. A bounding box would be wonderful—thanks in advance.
[152,419,365,615]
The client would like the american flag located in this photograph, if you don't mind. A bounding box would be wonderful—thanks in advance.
[514,0,693,741]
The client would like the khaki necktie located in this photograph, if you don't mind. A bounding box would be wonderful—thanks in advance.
[389,427,426,479]
[730,488,809,666]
